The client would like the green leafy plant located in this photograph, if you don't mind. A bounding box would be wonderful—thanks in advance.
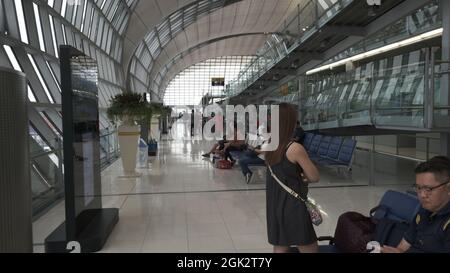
[107,93,173,126]
[107,93,153,124]
[152,104,172,119]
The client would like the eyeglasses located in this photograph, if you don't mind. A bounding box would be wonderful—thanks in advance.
[412,180,450,194]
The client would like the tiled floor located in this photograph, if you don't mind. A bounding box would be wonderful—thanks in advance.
[33,139,411,253]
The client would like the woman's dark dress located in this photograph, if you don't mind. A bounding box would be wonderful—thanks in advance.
[266,143,317,246]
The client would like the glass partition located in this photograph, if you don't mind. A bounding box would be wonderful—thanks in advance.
[300,49,431,130]
[31,128,119,217]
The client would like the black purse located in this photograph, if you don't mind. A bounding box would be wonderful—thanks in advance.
[268,166,323,226]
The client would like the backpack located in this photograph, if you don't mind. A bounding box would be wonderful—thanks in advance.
[333,211,376,253]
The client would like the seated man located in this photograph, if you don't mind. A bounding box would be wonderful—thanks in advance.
[202,126,245,160]
[238,136,267,183]
[202,140,228,158]
[222,130,246,164]
[381,156,450,253]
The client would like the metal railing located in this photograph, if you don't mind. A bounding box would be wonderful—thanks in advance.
[225,0,355,98]
[299,51,450,131]
[225,0,442,102]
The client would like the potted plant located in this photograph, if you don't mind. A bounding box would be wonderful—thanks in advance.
[107,92,152,177]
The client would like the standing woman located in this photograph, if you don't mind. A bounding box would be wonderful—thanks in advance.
[265,103,320,253]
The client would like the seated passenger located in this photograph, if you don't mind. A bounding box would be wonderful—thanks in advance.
[222,129,246,164]
[238,135,268,183]
[202,140,227,158]
[202,125,245,160]
[381,156,450,253]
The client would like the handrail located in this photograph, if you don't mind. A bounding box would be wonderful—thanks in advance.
[30,149,61,160]
[370,149,426,163]
[295,41,450,131]
[30,130,117,160]
[375,106,424,110]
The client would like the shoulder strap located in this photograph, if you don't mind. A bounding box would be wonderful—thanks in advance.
[443,218,450,231]
[285,141,295,152]
[268,165,306,203]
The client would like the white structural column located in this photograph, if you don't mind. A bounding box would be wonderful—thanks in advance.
[118,124,141,177]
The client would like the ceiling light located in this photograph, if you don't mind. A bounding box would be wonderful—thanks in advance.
[306,28,443,75]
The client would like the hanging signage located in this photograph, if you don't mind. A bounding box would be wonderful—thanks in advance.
[211,77,225,86]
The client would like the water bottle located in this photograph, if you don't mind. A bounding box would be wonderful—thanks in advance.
[366,241,381,253]
[138,138,148,168]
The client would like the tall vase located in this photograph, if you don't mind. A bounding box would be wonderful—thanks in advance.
[118,119,141,177]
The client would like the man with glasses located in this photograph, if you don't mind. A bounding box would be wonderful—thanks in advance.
[381,156,450,253]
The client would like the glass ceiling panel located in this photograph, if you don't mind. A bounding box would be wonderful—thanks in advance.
[163,56,255,106]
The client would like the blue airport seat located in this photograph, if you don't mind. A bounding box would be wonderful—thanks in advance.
[307,135,322,155]
[316,190,420,253]
[336,138,357,164]
[303,133,314,150]
[316,138,356,168]
[310,136,332,160]
[370,190,421,223]
[317,136,343,162]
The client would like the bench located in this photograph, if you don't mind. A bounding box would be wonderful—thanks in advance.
[305,134,357,172]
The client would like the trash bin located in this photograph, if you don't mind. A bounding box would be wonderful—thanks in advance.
[138,138,148,168]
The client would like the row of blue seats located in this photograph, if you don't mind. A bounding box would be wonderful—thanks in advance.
[303,133,357,169]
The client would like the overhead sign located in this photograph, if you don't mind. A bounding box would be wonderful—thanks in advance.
[211,77,225,86]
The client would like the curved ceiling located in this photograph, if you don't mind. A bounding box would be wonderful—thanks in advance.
[122,0,198,72]
[157,34,268,100]
[123,0,308,101]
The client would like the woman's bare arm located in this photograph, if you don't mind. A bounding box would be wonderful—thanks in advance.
[286,142,320,183]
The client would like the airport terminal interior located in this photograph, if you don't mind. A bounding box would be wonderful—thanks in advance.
[1,0,450,253]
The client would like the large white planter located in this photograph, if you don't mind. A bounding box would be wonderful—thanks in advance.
[118,124,141,177]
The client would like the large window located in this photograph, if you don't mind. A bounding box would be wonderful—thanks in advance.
[164,56,255,106]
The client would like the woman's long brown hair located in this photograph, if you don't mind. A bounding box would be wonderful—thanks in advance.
[265,103,298,166]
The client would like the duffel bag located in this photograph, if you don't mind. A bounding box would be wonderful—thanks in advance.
[333,211,376,253]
